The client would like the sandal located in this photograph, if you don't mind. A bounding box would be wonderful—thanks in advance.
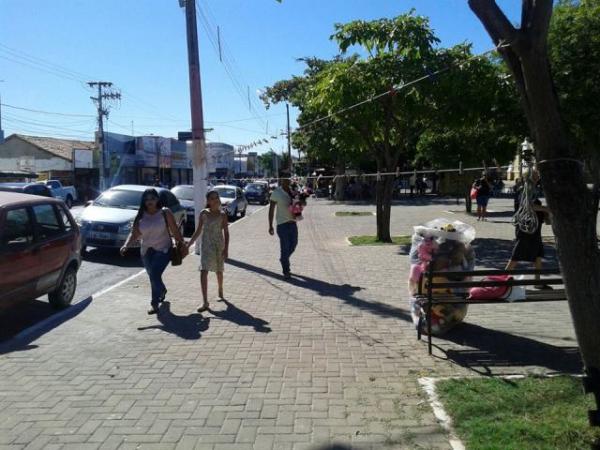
[197,304,209,313]
[147,306,159,315]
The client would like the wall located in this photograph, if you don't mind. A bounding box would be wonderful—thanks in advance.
[0,138,71,172]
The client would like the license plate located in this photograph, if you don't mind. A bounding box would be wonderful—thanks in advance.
[90,231,112,240]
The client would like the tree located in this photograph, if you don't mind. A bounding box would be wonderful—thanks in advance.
[468,0,600,384]
[549,0,600,208]
[415,50,527,167]
[309,14,443,241]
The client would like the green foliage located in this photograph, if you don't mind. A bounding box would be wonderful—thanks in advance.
[549,0,600,161]
[437,376,600,450]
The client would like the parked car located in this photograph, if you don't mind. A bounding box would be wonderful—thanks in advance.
[77,185,186,252]
[213,185,248,221]
[44,180,78,208]
[0,192,81,309]
[0,182,53,198]
[170,184,214,231]
[244,182,270,205]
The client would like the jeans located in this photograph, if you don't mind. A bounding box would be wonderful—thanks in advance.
[142,248,171,307]
[276,221,298,275]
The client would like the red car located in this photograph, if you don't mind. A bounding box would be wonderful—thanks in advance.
[0,192,81,310]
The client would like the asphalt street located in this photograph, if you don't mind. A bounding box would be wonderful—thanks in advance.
[0,203,265,341]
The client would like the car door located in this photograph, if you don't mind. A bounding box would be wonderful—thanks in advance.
[31,203,71,294]
[236,188,247,210]
[0,206,39,305]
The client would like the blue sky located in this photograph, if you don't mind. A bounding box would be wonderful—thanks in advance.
[0,0,519,154]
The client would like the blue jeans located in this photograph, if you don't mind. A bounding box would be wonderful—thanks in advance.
[142,248,171,307]
[277,222,298,275]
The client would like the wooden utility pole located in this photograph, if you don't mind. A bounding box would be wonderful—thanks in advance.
[180,0,207,221]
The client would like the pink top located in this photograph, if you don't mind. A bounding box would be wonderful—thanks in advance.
[138,209,171,255]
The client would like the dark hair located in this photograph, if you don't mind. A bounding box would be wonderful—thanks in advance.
[205,189,220,209]
[133,188,164,227]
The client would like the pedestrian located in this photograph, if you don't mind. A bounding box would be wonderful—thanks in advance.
[187,190,230,312]
[120,188,185,315]
[506,199,552,289]
[472,174,491,221]
[268,174,298,279]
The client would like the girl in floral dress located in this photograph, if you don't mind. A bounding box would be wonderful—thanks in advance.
[187,190,229,312]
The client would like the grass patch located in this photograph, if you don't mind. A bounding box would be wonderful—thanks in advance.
[436,376,600,450]
[348,235,411,246]
[335,211,373,217]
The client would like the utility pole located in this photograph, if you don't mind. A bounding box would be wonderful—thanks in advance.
[180,0,207,221]
[286,103,292,172]
[88,81,120,191]
[0,80,5,144]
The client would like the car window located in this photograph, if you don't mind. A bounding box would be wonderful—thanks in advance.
[56,205,73,232]
[48,181,60,189]
[32,204,64,240]
[1,208,34,250]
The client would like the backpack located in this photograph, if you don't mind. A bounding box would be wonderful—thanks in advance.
[468,275,512,300]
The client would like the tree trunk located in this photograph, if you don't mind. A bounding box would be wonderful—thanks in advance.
[376,175,394,243]
[334,156,346,201]
[468,0,600,372]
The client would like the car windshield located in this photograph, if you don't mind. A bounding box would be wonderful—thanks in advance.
[214,188,235,199]
[171,186,194,201]
[94,189,143,209]
[245,184,265,193]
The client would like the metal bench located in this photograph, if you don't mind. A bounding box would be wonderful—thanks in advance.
[415,267,568,355]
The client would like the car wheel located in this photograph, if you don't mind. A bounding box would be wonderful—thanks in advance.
[240,208,246,218]
[48,266,77,309]
[65,195,73,209]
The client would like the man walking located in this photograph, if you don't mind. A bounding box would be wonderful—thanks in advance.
[268,175,297,279]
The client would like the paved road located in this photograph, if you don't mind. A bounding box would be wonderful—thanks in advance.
[0,203,265,341]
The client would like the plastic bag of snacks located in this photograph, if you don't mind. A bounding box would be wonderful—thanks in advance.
[408,219,476,335]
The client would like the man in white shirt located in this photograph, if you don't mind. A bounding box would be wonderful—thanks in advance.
[268,175,297,279]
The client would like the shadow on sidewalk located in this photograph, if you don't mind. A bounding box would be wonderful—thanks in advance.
[435,322,582,375]
[227,259,413,323]
[0,297,92,355]
[137,301,210,340]
[471,237,558,269]
[210,298,271,333]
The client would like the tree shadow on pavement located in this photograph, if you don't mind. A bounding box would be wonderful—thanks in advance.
[226,258,413,323]
[0,297,92,355]
[210,298,271,333]
[471,237,558,269]
[137,301,210,340]
[435,322,582,376]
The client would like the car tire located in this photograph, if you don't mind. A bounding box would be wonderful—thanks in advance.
[240,208,246,218]
[65,195,73,209]
[48,266,77,309]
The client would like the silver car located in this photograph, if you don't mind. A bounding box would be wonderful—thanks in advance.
[77,185,186,252]
[213,185,248,221]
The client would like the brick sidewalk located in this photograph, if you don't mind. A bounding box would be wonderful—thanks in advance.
[0,198,578,449]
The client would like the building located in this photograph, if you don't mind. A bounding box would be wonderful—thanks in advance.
[105,132,192,187]
[0,134,96,197]
[206,142,235,179]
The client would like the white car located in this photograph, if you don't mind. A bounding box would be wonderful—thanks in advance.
[213,185,248,221]
[77,185,186,252]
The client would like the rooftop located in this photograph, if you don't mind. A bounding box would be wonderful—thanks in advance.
[6,134,95,161]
